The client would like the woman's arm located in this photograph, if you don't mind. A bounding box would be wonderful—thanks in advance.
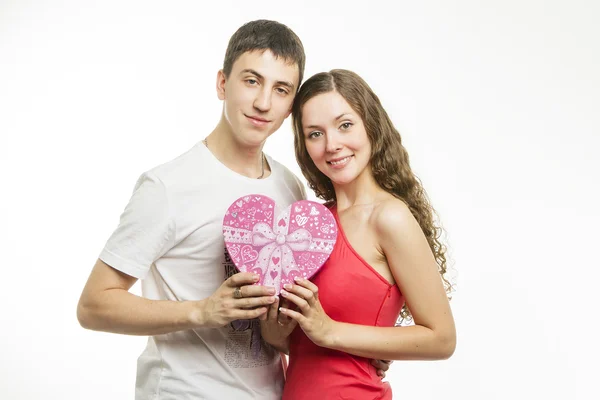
[279,200,455,361]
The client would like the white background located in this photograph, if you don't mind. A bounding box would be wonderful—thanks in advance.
[1,0,599,399]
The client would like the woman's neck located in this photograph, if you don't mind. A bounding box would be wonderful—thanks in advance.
[333,168,388,212]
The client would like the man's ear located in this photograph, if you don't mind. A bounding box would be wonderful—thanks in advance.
[216,70,227,100]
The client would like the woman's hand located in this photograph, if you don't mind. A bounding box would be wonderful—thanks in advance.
[260,295,297,353]
[278,277,336,347]
[279,277,394,378]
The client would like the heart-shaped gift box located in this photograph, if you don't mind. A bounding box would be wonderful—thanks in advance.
[222,194,338,294]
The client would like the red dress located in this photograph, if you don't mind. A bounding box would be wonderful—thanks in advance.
[282,206,405,400]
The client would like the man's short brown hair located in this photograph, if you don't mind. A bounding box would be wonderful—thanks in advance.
[223,20,305,89]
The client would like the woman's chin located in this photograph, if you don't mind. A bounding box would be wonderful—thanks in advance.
[316,166,357,187]
[329,174,357,187]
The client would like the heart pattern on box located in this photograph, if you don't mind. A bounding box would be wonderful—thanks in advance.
[222,194,338,294]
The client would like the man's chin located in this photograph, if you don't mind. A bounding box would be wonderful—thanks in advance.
[236,132,272,148]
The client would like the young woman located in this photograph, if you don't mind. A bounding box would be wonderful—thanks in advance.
[261,69,455,399]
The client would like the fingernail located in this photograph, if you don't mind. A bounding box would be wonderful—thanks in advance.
[268,287,275,295]
[280,289,288,296]
[294,276,302,282]
[283,284,292,290]
[253,275,260,282]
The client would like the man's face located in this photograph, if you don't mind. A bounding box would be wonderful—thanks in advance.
[217,50,300,147]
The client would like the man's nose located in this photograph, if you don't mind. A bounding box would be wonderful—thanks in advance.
[253,88,272,112]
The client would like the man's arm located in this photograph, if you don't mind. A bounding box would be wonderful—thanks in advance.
[77,259,277,335]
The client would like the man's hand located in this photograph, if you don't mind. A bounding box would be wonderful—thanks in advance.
[371,359,393,379]
[260,296,298,353]
[197,272,277,328]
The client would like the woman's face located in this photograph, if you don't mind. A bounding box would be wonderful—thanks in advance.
[301,91,371,186]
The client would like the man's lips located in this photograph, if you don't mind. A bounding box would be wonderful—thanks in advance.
[245,114,270,123]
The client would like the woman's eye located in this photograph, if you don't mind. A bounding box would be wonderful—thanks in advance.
[340,122,353,130]
[308,131,322,139]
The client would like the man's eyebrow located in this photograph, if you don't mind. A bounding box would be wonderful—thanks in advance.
[277,80,295,90]
[240,69,295,90]
[240,69,264,79]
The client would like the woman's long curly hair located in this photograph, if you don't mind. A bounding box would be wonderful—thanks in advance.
[291,69,451,322]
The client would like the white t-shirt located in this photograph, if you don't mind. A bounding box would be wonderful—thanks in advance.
[100,142,306,400]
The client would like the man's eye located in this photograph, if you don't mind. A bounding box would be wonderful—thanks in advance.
[246,79,258,85]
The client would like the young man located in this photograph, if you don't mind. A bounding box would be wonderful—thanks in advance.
[78,20,389,400]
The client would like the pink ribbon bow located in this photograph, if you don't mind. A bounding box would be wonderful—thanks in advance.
[251,220,312,288]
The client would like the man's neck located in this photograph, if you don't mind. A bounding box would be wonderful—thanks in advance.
[204,121,271,179]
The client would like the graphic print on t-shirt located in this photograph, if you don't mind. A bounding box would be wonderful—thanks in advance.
[222,247,278,368]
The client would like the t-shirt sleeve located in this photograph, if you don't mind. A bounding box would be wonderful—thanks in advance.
[99,172,175,279]
[299,178,307,200]
[291,171,307,201]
